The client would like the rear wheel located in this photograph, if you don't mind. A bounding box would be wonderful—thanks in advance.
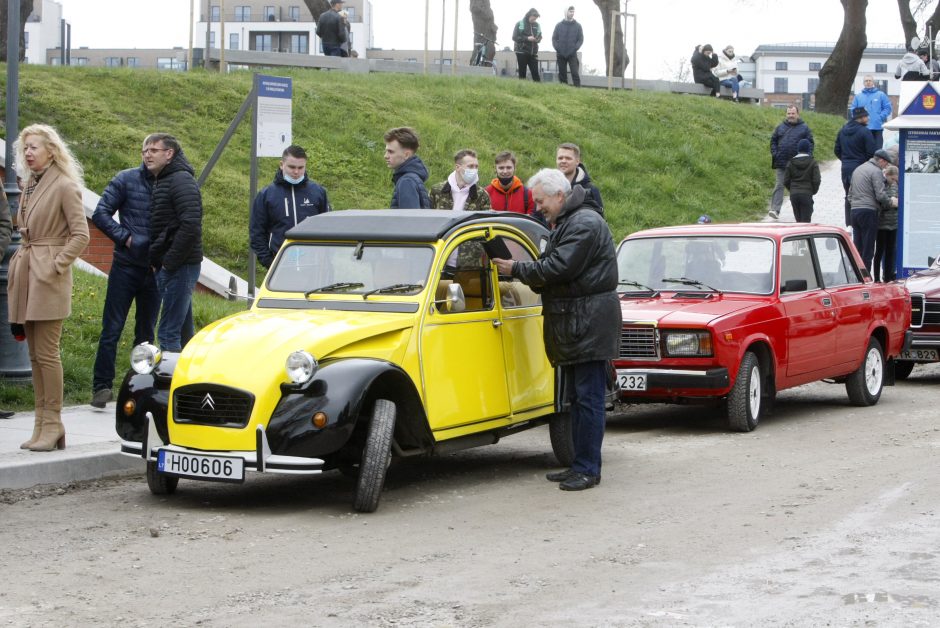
[352,399,396,513]
[548,412,574,467]
[727,351,763,432]
[846,337,884,406]
[894,360,915,380]
[146,461,179,495]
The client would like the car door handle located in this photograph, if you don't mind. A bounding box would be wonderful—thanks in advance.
[863,291,870,301]
[821,298,832,306]
[492,319,502,328]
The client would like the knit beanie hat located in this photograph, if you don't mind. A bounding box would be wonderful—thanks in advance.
[797,139,811,155]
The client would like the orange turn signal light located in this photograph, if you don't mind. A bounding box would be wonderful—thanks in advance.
[123,399,136,416]
[312,412,328,429]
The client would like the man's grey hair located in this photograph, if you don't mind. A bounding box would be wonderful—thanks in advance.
[528,168,572,196]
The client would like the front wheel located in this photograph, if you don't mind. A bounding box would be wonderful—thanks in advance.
[727,351,764,432]
[352,399,396,513]
[548,412,574,467]
[846,337,884,406]
[146,461,179,495]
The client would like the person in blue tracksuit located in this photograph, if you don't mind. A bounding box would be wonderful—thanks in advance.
[850,75,893,149]
[250,145,332,268]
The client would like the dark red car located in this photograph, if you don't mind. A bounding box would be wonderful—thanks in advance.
[898,255,940,378]
[614,223,911,431]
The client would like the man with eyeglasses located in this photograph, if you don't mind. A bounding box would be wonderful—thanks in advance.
[88,137,163,408]
[144,133,203,356]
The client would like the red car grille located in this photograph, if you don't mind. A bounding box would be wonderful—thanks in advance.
[620,325,659,359]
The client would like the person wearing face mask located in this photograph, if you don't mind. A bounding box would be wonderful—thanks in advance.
[485,151,536,215]
[429,149,492,212]
[250,144,332,268]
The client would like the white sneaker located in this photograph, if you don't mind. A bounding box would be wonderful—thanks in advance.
[767,210,779,219]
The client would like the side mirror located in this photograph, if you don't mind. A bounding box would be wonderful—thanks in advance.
[434,283,466,313]
[781,279,807,293]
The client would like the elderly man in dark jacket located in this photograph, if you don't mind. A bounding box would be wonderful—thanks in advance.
[552,6,584,87]
[769,104,814,220]
[145,133,203,353]
[493,168,621,492]
[849,149,896,271]
[835,107,876,226]
[90,157,160,407]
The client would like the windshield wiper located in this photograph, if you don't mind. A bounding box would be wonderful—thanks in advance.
[618,280,656,293]
[361,283,424,299]
[304,282,364,297]
[661,276,722,293]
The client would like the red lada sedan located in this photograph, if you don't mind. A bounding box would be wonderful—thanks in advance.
[614,223,911,431]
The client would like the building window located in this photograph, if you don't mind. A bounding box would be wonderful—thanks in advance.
[289,33,308,53]
[105,57,122,67]
[809,62,821,71]
[209,31,216,48]
[774,77,789,93]
[127,57,140,67]
[807,78,819,94]
[24,31,28,45]
[775,61,788,71]
[71,57,88,66]
[875,63,887,73]
[288,6,300,21]
[255,34,273,52]
[264,6,276,21]
[210,5,220,21]
[50,57,61,65]
[345,7,356,20]
[230,33,239,49]
[877,79,889,93]
[406,58,417,63]
[235,6,251,22]
[157,57,186,71]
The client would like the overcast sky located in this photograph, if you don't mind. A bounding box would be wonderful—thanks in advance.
[65,0,916,79]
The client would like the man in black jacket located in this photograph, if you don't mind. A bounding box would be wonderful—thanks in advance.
[769,104,813,220]
[316,0,347,57]
[552,6,583,87]
[145,133,203,353]
[556,142,604,214]
[493,169,621,492]
[835,107,876,226]
[90,149,160,407]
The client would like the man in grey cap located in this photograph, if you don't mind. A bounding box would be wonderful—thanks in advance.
[316,0,347,57]
[848,149,897,271]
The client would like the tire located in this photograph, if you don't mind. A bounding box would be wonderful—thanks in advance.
[548,412,574,467]
[727,351,763,432]
[894,360,915,380]
[846,337,884,406]
[146,461,179,495]
[352,399,396,513]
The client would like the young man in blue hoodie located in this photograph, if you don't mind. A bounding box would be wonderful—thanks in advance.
[850,75,892,149]
[384,127,431,209]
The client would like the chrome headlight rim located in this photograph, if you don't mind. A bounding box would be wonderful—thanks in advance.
[130,342,162,375]
[285,350,318,384]
[662,330,713,357]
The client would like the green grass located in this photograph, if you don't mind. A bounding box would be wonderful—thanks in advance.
[0,65,845,409]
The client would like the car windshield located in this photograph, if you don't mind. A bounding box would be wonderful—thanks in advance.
[617,236,775,294]
[267,243,434,296]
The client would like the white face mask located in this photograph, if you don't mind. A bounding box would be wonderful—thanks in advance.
[283,172,304,185]
[462,168,479,186]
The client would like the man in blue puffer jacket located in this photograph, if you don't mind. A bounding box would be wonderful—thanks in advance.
[90,156,159,407]
[850,75,893,149]
[250,145,331,268]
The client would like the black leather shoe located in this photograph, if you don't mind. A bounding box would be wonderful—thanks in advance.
[559,472,599,491]
[546,468,574,482]
[0,409,13,419]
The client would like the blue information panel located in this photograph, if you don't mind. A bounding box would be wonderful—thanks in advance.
[256,74,293,157]
[900,129,940,274]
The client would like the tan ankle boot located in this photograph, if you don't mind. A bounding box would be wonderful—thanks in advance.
[28,415,65,452]
[20,412,43,449]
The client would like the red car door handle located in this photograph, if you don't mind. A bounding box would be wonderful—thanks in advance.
[822,298,832,306]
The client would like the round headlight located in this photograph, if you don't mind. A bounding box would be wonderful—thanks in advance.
[286,350,317,384]
[131,343,162,375]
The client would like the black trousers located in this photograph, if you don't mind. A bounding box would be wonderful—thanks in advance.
[790,193,814,222]
[873,228,897,282]
[557,53,580,86]
[516,53,540,81]
[697,75,720,96]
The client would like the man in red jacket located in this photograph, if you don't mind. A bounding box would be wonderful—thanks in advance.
[485,151,536,216]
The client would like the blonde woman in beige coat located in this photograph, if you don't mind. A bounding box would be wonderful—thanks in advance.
[9,124,89,451]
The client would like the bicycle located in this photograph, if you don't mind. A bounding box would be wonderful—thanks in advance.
[471,32,499,74]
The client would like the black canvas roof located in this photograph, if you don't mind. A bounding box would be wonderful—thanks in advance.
[285,209,548,245]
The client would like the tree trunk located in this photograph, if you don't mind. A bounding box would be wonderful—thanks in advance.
[924,1,940,44]
[593,0,629,76]
[898,0,918,50]
[815,0,868,115]
[302,0,330,22]
[0,0,33,62]
[469,0,497,64]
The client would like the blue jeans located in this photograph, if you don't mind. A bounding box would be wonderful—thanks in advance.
[720,76,740,97]
[851,207,879,271]
[563,360,607,478]
[92,262,160,391]
[155,263,199,352]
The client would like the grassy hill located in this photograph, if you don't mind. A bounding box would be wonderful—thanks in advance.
[0,66,846,408]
